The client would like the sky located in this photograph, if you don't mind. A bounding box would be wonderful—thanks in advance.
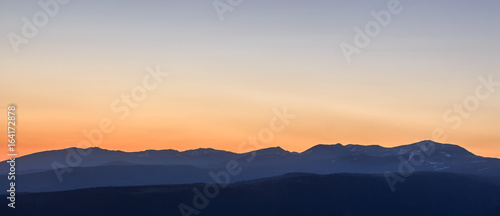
[0,0,499,161]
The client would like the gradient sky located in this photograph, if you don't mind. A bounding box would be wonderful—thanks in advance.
[1,0,499,161]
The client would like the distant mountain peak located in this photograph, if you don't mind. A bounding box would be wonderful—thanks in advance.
[397,140,476,157]
[254,146,289,155]
[303,143,344,154]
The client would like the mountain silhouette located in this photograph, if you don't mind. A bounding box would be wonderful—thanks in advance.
[1,140,499,193]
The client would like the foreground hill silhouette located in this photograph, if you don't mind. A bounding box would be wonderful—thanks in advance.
[1,140,500,193]
[4,172,500,216]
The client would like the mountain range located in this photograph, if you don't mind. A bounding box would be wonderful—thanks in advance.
[1,140,499,193]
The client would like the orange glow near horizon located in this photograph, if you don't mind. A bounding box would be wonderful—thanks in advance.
[1,99,499,161]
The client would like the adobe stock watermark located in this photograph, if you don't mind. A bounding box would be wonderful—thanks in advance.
[51,65,169,182]
[178,106,295,216]
[442,74,500,129]
[213,0,244,21]
[7,0,71,53]
[339,0,411,63]
[384,73,500,192]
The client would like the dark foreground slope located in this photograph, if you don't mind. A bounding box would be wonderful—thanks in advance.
[4,172,500,216]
